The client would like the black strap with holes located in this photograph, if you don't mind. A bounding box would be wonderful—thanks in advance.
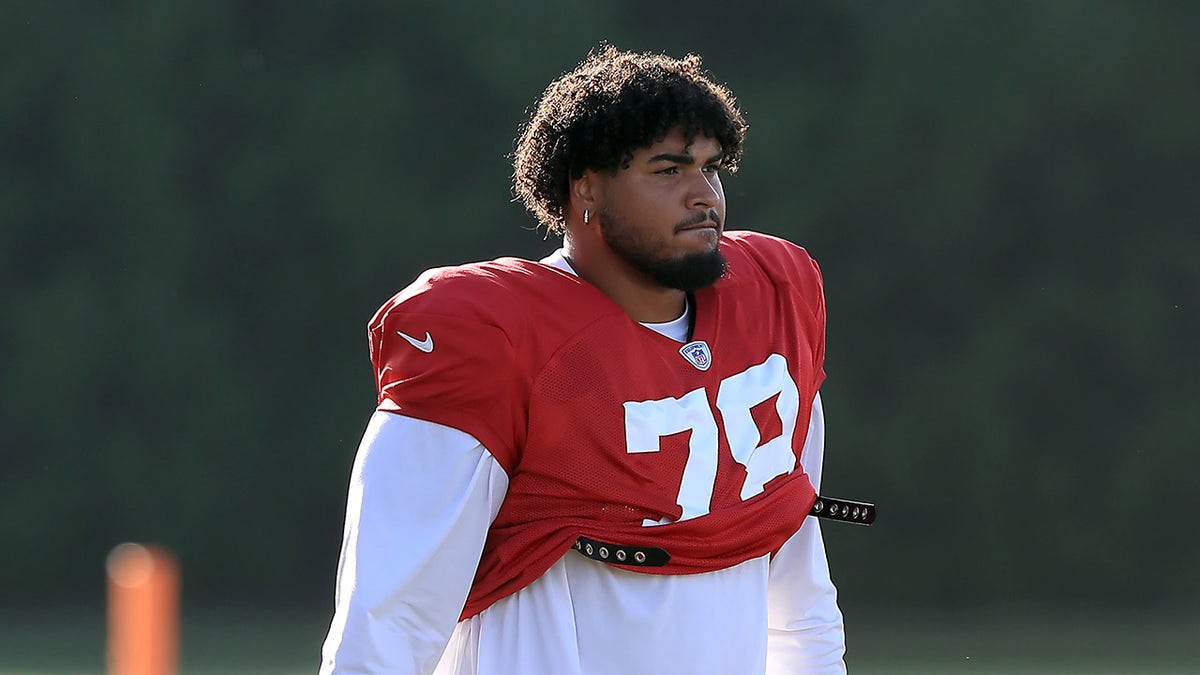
[571,495,876,567]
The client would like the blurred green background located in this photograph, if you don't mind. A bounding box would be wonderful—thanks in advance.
[2,1,1197,673]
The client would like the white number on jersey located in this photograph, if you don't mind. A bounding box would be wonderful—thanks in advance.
[622,354,802,526]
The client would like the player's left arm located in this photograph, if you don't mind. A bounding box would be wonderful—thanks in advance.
[765,392,848,674]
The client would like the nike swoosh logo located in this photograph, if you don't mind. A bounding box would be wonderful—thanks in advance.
[397,330,434,353]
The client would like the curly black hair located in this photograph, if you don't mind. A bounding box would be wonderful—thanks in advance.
[512,45,748,233]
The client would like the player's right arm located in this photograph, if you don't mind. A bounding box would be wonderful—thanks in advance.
[319,412,508,674]
[321,272,527,673]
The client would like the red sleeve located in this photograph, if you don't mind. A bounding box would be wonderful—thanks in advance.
[725,231,827,389]
[808,255,827,390]
[368,303,528,474]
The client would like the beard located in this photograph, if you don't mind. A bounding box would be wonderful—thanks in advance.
[599,207,728,292]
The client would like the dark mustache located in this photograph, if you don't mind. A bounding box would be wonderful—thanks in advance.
[675,209,722,232]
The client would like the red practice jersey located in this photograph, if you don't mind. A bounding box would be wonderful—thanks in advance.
[369,230,827,619]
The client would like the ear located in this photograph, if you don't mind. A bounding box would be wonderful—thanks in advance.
[569,170,601,220]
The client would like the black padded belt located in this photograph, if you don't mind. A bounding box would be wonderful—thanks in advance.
[571,495,876,567]
[572,536,671,567]
[810,496,876,525]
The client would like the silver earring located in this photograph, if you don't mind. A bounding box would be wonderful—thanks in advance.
[583,209,590,224]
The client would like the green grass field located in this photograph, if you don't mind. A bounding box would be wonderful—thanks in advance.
[0,607,1196,674]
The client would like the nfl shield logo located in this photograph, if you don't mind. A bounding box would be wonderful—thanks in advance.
[679,340,712,371]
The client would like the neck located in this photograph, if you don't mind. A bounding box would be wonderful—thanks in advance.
[564,238,686,324]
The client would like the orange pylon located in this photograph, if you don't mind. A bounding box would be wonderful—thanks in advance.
[106,543,179,675]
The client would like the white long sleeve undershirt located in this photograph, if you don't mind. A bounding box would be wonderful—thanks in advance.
[319,394,845,675]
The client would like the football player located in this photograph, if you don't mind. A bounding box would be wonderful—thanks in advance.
[320,46,852,674]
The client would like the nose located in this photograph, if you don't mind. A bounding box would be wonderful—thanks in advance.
[687,169,721,211]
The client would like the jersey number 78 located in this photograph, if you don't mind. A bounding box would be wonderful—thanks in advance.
[623,354,801,526]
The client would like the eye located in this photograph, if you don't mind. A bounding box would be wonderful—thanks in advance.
[656,166,679,175]
[703,164,722,175]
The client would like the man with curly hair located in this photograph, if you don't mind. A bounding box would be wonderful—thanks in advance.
[320,46,855,674]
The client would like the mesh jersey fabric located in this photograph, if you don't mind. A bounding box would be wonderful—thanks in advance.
[369,230,827,620]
